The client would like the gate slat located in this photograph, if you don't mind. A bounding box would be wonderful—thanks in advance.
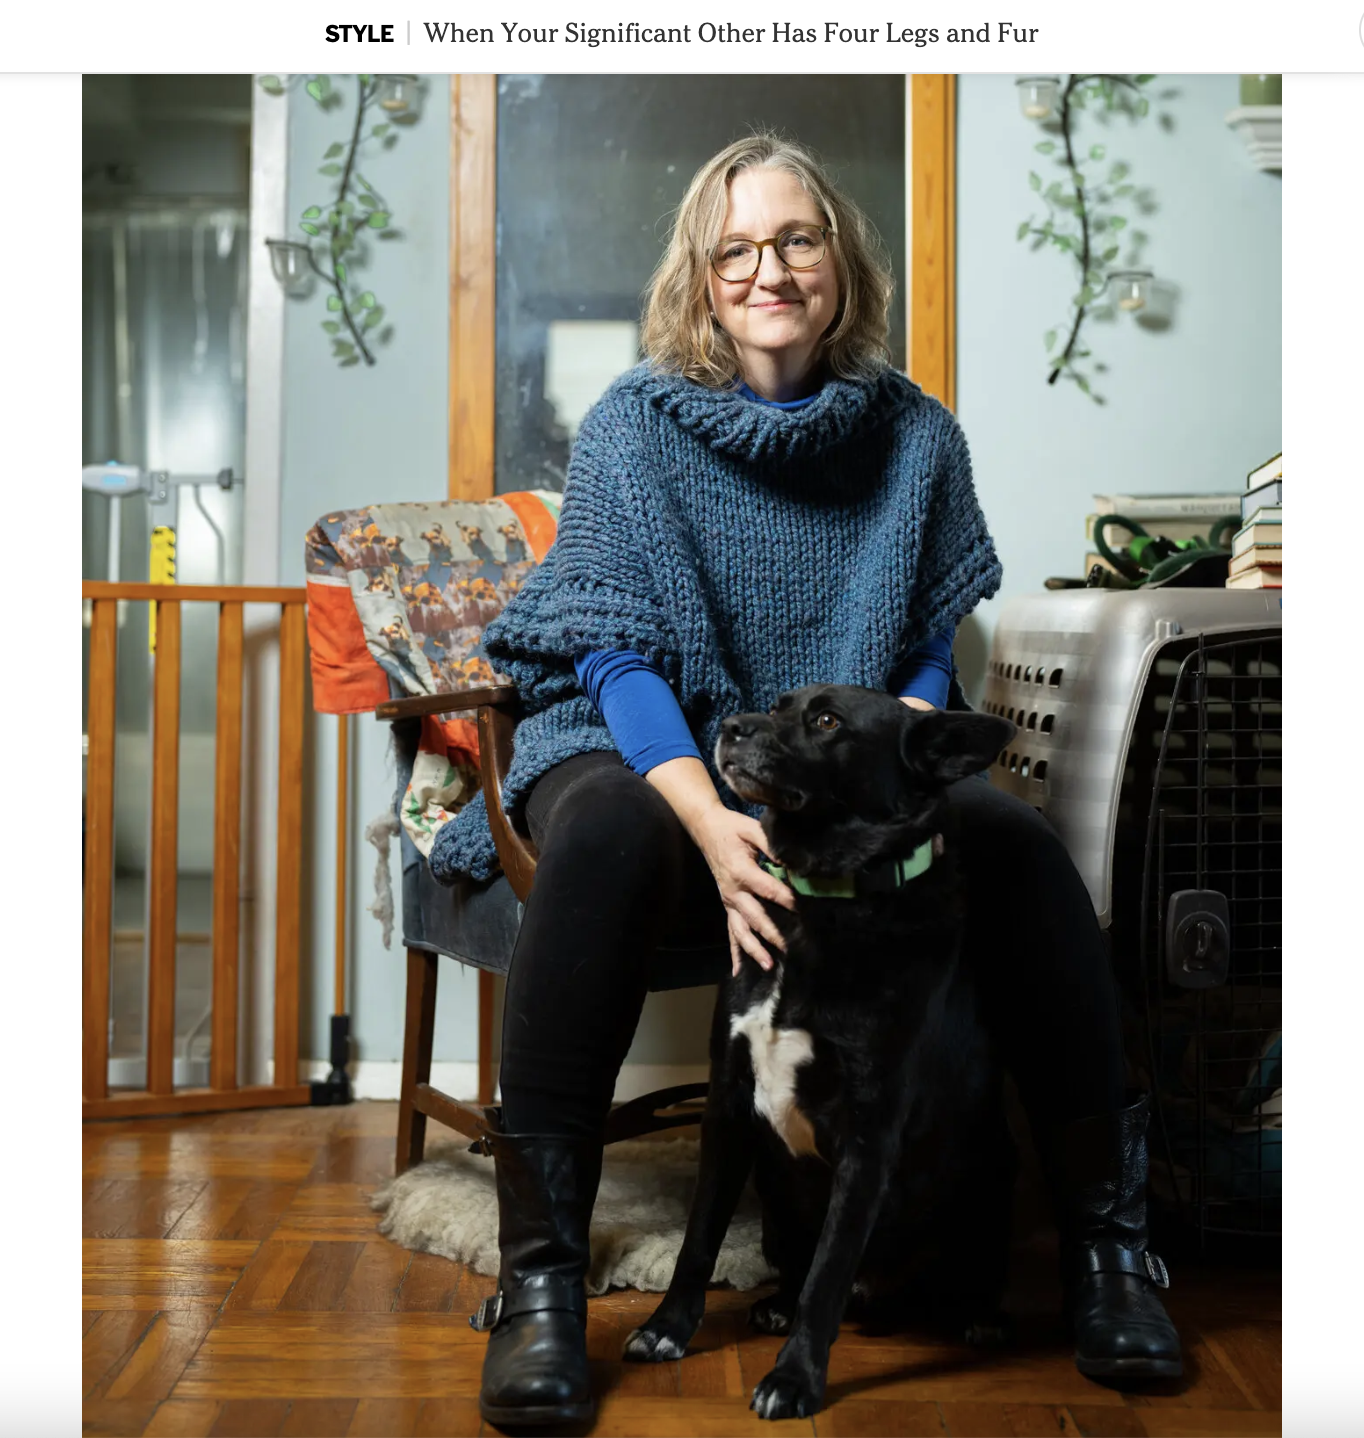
[83,598,118,1101]
[273,601,305,1089]
[146,600,182,1095]
[210,601,244,1091]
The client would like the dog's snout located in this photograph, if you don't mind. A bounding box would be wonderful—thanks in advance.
[721,715,760,742]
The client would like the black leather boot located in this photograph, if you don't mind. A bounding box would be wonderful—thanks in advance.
[471,1131,602,1429]
[1040,1095,1183,1381]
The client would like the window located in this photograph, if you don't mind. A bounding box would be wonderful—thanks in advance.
[492,75,908,493]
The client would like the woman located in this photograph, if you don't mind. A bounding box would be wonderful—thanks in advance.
[432,133,1181,1428]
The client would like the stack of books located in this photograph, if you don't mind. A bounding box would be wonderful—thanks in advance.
[1084,492,1241,578]
[1227,452,1282,590]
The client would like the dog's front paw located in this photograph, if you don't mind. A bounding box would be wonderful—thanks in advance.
[750,1366,824,1421]
[748,1293,795,1335]
[622,1317,690,1363]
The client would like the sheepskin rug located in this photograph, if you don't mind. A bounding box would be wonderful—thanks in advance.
[370,1136,775,1294]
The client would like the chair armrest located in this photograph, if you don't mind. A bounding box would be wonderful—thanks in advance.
[374,685,518,721]
[478,705,538,903]
[374,684,539,902]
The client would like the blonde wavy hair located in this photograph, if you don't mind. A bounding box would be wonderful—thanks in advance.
[641,132,895,387]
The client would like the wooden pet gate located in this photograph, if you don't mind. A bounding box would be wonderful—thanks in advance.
[83,582,312,1119]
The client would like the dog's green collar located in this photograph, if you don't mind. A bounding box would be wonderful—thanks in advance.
[758,834,942,899]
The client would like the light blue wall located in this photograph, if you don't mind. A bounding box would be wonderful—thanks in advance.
[275,78,458,1066]
[954,74,1282,698]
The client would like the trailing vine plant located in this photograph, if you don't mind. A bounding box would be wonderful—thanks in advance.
[258,73,412,367]
[1018,74,1156,401]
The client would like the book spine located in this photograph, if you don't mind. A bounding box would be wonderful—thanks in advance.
[1230,548,1283,576]
[1242,479,1283,516]
[1233,539,1283,561]
[1226,570,1282,589]
[1245,453,1283,489]
[1233,522,1283,548]
[1091,496,1241,520]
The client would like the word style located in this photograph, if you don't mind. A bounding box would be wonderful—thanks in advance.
[324,23,396,42]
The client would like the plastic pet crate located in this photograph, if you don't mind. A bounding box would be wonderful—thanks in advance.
[982,590,1282,1243]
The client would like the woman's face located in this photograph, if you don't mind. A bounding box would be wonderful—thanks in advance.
[708,167,839,379]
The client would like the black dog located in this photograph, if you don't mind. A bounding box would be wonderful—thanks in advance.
[623,685,1019,1420]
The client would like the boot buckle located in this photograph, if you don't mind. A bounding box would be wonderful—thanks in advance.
[1144,1252,1170,1289]
[469,1292,504,1331]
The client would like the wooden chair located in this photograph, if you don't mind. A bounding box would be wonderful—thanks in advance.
[303,495,726,1176]
[306,498,724,1173]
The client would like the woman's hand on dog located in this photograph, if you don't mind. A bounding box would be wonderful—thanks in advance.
[694,808,797,975]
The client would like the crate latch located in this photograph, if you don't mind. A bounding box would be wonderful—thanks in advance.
[1165,889,1231,989]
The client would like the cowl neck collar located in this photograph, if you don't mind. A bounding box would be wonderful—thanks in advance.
[613,362,920,464]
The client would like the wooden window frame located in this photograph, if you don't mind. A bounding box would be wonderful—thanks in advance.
[448,73,957,501]
[908,74,957,412]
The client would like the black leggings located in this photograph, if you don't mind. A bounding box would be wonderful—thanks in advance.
[499,750,1125,1141]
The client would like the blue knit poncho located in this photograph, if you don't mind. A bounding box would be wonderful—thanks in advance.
[428,362,1002,884]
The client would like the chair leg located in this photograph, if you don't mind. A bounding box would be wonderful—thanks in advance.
[396,947,438,1175]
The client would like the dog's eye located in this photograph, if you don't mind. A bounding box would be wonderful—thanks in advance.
[814,712,840,732]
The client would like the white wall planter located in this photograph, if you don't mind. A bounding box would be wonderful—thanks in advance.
[1226,105,1282,172]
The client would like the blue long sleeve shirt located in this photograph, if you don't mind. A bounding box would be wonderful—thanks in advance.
[576,631,954,776]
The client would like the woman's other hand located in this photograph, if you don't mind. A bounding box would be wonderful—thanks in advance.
[693,807,797,976]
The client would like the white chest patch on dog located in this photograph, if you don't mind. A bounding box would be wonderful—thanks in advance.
[730,979,818,1158]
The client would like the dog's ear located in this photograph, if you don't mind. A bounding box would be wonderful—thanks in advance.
[900,711,1018,787]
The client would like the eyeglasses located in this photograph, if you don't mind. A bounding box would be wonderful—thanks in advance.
[709,225,833,283]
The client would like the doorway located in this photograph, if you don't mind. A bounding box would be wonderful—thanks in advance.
[83,74,253,1087]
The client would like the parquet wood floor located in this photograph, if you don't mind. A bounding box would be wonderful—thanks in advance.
[82,1102,1282,1437]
